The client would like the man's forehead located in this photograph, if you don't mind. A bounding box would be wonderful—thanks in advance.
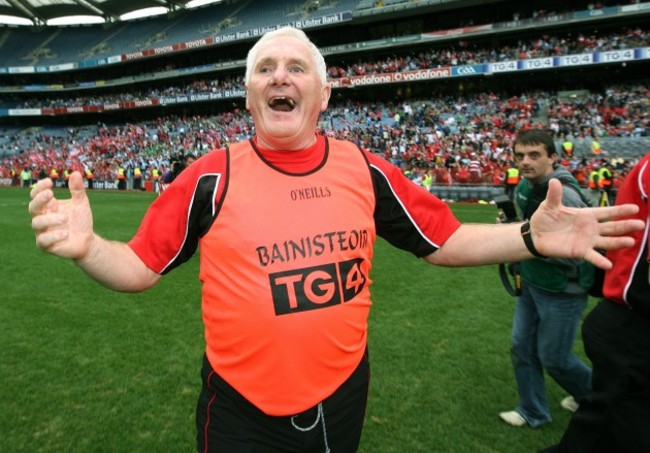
[515,143,545,152]
[256,37,309,59]
[255,53,309,66]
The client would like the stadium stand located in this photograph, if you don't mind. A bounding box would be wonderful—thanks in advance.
[1,0,649,201]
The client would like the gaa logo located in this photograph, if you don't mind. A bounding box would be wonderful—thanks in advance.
[457,65,476,75]
[269,258,367,315]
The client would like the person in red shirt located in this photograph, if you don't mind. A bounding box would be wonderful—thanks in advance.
[435,164,453,186]
[456,162,470,184]
[543,152,650,453]
[573,163,589,188]
[28,27,644,452]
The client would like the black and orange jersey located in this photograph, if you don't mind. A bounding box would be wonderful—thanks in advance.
[128,134,460,415]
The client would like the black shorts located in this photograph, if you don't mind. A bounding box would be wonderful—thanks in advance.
[196,352,370,453]
[548,300,650,452]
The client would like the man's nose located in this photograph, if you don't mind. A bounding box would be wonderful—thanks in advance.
[270,66,290,84]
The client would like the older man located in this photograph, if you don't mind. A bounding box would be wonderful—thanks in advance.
[28,27,643,452]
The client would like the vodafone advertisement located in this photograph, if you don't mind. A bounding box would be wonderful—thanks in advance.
[3,47,650,117]
[329,67,452,88]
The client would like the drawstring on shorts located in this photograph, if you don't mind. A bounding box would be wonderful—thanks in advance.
[291,402,331,453]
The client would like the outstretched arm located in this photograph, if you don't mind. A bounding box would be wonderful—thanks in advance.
[426,179,644,268]
[29,172,160,292]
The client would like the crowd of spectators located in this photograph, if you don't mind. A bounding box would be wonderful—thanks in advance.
[3,26,648,111]
[0,110,252,183]
[2,17,649,193]
[547,84,648,138]
[12,75,245,110]
[2,80,647,192]
[327,27,648,79]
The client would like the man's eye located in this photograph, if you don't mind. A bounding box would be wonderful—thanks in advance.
[289,66,304,73]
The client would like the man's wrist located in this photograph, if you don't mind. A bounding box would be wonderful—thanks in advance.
[521,221,546,258]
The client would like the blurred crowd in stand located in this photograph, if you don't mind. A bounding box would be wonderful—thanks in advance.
[2,82,647,194]
[3,27,647,111]
[1,25,648,193]
[327,27,648,78]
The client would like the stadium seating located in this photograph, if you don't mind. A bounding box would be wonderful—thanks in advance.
[163,2,244,43]
[0,0,370,66]
[1,0,649,191]
[0,27,54,66]
[555,137,650,159]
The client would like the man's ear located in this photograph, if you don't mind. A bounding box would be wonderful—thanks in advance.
[245,85,250,110]
[320,83,332,112]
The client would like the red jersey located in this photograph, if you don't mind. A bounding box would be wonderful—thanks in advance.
[128,135,460,415]
[603,153,650,314]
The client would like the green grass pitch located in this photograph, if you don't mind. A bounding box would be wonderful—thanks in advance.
[0,186,593,452]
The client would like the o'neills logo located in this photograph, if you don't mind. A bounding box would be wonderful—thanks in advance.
[290,186,331,201]
[270,258,367,315]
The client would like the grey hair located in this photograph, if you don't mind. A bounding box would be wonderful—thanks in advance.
[245,26,327,85]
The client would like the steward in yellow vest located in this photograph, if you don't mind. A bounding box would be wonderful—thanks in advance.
[504,164,520,200]
[117,167,126,190]
[85,168,94,189]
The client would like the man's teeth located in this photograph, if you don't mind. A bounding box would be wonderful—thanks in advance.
[270,97,295,107]
[268,97,297,112]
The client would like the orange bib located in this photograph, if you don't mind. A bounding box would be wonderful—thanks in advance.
[200,138,376,415]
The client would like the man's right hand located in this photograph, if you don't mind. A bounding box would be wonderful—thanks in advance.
[29,171,95,260]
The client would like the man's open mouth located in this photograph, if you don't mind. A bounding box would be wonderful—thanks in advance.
[268,97,296,112]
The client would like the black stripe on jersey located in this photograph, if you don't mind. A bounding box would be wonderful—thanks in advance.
[161,173,223,274]
[368,164,438,258]
[626,225,649,315]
